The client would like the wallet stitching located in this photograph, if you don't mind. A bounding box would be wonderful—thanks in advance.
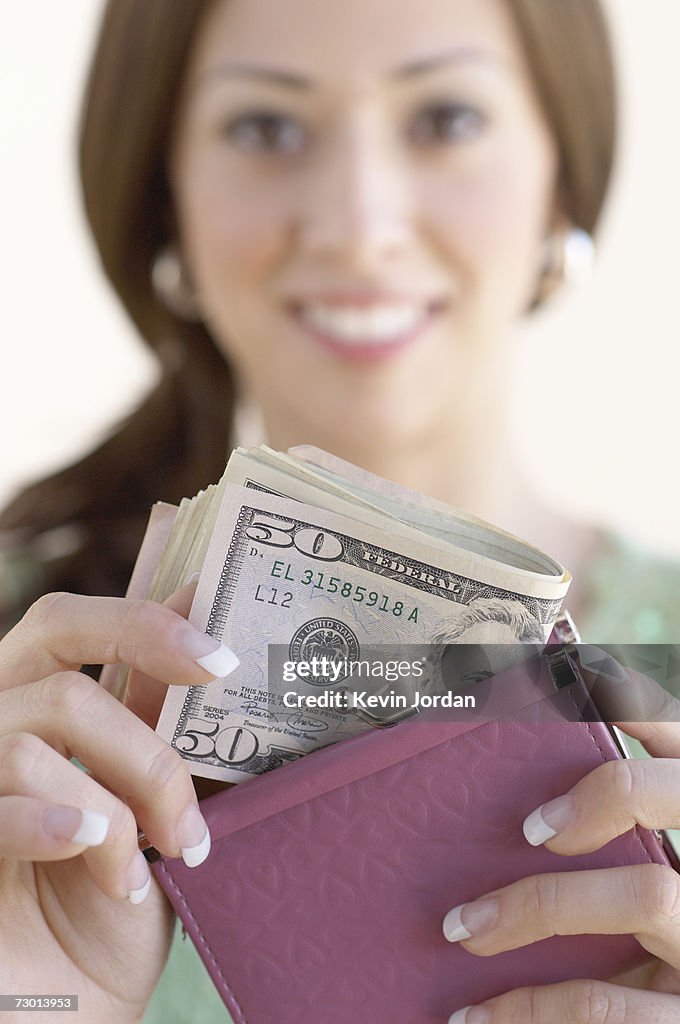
[156,860,250,1024]
[564,689,658,866]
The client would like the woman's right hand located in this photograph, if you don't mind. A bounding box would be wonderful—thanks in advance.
[0,588,236,1022]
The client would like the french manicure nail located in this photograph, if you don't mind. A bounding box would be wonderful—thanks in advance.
[184,571,201,585]
[43,806,110,846]
[126,850,152,904]
[443,898,499,942]
[177,804,211,867]
[523,793,574,846]
[195,643,239,679]
[449,1006,491,1024]
[176,624,240,678]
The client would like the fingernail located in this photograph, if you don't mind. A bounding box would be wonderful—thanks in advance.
[449,1006,491,1024]
[577,644,627,682]
[176,625,240,678]
[443,898,499,942]
[43,806,110,846]
[126,850,151,904]
[177,804,211,867]
[523,793,574,846]
[183,571,201,585]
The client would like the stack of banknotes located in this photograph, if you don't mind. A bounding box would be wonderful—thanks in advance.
[114,446,571,784]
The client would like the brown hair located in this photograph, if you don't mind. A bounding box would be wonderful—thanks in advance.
[0,0,617,609]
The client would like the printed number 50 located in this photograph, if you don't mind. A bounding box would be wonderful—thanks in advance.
[246,513,343,561]
[176,718,259,764]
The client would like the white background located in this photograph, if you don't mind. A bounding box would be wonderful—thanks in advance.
[1,2,679,553]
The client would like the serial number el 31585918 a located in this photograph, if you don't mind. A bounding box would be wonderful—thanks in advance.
[260,559,420,622]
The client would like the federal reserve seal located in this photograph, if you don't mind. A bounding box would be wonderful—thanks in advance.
[289,618,360,685]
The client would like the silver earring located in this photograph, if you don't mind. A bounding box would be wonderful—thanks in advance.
[561,227,595,286]
[543,227,595,287]
[151,244,202,321]
[535,226,595,307]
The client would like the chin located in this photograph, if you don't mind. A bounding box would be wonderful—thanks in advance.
[303,405,430,457]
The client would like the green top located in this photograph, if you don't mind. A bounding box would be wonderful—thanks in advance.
[1,532,678,1022]
[579,534,680,644]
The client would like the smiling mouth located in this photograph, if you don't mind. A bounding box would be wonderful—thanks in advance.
[287,299,447,359]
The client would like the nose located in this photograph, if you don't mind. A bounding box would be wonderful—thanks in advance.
[296,110,414,268]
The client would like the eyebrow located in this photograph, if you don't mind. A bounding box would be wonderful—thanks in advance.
[194,47,504,93]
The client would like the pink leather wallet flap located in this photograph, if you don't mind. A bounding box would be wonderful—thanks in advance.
[177,655,581,844]
[151,660,670,1023]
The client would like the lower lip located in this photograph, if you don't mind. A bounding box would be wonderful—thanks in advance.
[287,307,440,363]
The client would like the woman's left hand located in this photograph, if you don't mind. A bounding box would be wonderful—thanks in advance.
[443,714,680,1023]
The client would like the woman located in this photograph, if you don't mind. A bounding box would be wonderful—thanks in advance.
[2,1,680,1021]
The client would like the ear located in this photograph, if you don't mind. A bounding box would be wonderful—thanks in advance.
[528,175,570,309]
[151,242,203,322]
[532,191,578,309]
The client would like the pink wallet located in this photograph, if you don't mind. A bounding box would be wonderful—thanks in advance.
[147,651,678,1023]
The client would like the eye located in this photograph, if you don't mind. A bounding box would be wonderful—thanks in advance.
[460,669,495,685]
[222,110,307,154]
[408,101,487,147]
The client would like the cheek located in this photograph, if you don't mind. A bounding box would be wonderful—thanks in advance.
[179,167,289,314]
[421,140,555,313]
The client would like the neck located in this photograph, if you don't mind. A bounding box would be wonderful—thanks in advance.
[234,387,599,625]
[255,392,538,538]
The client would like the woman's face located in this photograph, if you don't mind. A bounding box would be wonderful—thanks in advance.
[170,0,558,455]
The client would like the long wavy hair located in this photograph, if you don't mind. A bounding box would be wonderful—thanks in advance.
[0,0,617,606]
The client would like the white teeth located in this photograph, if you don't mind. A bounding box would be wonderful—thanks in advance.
[299,303,427,345]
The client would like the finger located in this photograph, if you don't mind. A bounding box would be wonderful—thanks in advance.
[613,720,680,759]
[442,862,680,970]
[0,795,110,861]
[125,583,195,728]
[576,644,680,760]
[519,755,680,854]
[0,589,238,692]
[1,676,211,868]
[0,737,150,902]
[573,645,680,738]
[448,978,680,1024]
